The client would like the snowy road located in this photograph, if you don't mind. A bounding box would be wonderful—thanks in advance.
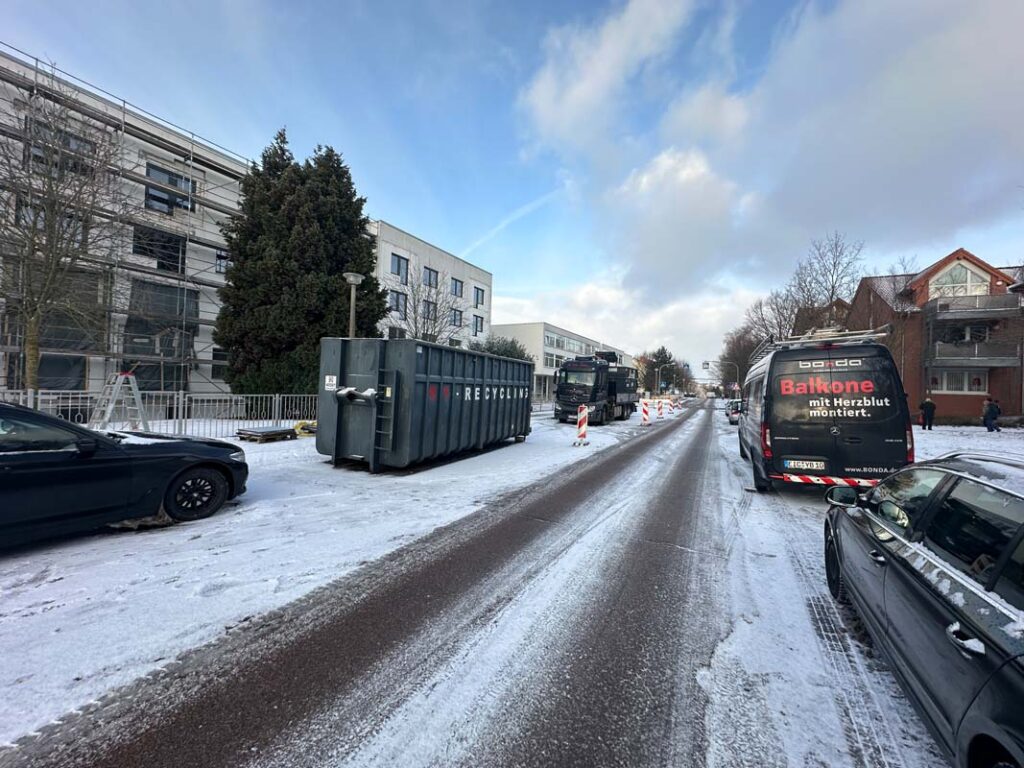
[2,402,975,767]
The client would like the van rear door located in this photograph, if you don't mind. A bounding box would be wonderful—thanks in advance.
[825,345,909,479]
[769,346,909,481]
[768,350,836,477]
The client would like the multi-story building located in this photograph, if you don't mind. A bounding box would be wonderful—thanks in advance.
[489,321,634,401]
[0,45,246,394]
[846,248,1023,418]
[371,220,492,347]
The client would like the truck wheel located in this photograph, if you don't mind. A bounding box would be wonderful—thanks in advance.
[752,457,771,493]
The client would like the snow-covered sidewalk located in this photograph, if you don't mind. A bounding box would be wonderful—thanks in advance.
[0,408,682,746]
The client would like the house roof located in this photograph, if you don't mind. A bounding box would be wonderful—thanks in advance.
[860,273,917,312]
[905,248,1016,291]
[791,299,852,335]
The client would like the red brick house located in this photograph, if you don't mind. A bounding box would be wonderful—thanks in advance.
[846,249,1023,420]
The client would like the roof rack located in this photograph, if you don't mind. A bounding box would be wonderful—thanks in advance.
[748,324,892,365]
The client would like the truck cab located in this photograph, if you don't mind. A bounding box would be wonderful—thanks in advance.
[554,352,638,425]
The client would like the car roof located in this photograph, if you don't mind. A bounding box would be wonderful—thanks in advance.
[917,452,1024,500]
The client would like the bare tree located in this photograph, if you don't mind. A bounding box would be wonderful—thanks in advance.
[0,69,132,389]
[804,230,863,318]
[392,269,469,345]
[745,287,800,341]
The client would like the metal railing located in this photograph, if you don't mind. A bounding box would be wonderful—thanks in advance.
[925,294,1021,314]
[931,341,1021,360]
[0,390,318,439]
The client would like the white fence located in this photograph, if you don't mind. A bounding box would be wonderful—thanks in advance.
[1,390,318,439]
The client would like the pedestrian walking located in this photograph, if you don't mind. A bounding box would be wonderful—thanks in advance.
[919,397,936,430]
[994,399,1003,432]
[983,398,1001,433]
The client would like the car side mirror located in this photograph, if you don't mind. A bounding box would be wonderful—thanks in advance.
[825,485,859,508]
[75,437,98,457]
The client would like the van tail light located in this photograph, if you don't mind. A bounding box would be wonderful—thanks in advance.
[906,422,915,464]
[761,422,773,459]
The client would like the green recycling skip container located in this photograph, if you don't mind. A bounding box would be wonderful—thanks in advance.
[317,338,533,472]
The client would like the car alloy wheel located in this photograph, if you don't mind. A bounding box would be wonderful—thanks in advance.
[165,467,229,522]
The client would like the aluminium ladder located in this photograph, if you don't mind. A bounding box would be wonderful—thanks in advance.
[87,373,150,431]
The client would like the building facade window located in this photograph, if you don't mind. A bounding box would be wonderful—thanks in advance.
[930,263,989,298]
[451,308,463,327]
[451,277,464,297]
[133,225,185,273]
[145,163,196,214]
[388,290,407,319]
[23,118,94,173]
[423,266,438,288]
[474,286,485,307]
[215,250,232,274]
[544,353,567,369]
[543,330,593,356]
[211,347,229,380]
[388,327,407,339]
[390,253,409,285]
[472,315,484,336]
[929,369,988,394]
[449,339,462,348]
[422,300,437,321]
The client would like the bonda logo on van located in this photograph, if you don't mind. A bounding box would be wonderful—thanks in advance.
[798,359,863,369]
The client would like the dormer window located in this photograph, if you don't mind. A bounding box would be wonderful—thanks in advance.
[930,263,989,298]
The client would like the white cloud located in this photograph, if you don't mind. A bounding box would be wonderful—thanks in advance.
[493,271,760,366]
[520,0,696,159]
[661,83,748,147]
[516,0,1024,360]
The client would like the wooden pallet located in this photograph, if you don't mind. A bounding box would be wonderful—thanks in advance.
[235,427,298,443]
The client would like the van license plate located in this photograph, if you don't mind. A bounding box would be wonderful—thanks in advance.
[784,459,826,470]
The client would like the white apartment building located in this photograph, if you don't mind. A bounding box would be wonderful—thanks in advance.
[370,220,492,347]
[0,45,246,394]
[490,322,634,401]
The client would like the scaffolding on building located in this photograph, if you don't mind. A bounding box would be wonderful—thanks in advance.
[0,40,249,394]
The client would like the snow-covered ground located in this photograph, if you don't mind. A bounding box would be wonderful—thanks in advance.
[0,407,683,746]
[1,406,1020,756]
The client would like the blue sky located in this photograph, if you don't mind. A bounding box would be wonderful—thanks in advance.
[6,0,1024,364]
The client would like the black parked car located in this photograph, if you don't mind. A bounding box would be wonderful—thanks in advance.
[0,402,248,548]
[824,453,1024,768]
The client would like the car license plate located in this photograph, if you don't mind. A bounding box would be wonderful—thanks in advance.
[784,459,826,470]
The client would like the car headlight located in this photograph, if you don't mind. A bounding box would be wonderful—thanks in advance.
[229,450,246,463]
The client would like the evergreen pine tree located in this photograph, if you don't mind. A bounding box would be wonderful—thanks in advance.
[215,130,387,392]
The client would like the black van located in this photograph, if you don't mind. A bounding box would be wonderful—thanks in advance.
[738,332,914,492]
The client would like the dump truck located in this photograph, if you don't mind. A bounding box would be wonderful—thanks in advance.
[553,351,639,425]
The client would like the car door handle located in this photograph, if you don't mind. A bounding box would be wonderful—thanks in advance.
[946,622,986,657]
[868,550,887,566]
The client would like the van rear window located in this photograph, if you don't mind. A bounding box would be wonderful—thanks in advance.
[772,357,901,423]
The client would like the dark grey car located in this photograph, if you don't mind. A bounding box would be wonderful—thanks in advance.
[824,453,1024,768]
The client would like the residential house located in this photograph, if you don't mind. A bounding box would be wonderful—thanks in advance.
[846,248,1023,419]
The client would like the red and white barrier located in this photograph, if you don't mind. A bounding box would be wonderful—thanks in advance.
[657,399,664,419]
[573,404,590,446]
[641,399,650,426]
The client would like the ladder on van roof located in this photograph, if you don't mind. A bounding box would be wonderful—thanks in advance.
[748,324,892,365]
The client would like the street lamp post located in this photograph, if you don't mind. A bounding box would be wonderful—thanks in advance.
[655,362,676,396]
[705,359,740,394]
[343,272,365,338]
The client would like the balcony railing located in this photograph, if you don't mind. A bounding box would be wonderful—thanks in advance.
[930,341,1021,360]
[925,293,1021,315]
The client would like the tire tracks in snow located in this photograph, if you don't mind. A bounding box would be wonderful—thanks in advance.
[3,407,703,768]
